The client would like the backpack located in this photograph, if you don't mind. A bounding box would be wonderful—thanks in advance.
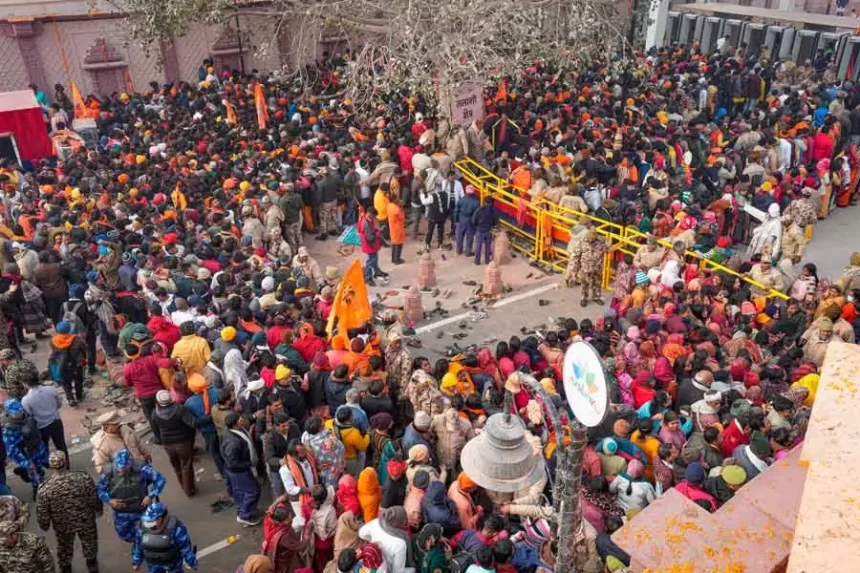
[61,301,87,336]
[20,415,42,455]
[450,551,476,573]
[48,347,74,382]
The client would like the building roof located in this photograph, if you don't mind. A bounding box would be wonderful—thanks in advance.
[676,3,859,31]
[0,90,38,113]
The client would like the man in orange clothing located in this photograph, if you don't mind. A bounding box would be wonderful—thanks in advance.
[387,195,406,265]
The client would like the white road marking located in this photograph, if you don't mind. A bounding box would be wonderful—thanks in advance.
[414,282,559,334]
[196,534,242,559]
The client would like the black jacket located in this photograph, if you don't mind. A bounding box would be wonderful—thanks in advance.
[220,428,253,472]
[262,428,296,472]
[361,395,394,421]
[273,383,308,425]
[151,404,197,445]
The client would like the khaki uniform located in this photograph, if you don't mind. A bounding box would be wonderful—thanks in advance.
[633,245,665,270]
[749,265,784,298]
[90,425,150,474]
[780,222,806,264]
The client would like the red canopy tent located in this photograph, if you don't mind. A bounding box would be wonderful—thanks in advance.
[0,90,53,164]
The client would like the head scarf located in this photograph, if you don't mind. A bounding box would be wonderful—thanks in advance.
[361,542,384,569]
[333,511,363,558]
[357,468,382,522]
[0,495,29,537]
[379,506,413,566]
[370,412,393,431]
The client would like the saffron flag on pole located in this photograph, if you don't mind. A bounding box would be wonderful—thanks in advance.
[494,79,508,104]
[254,83,269,130]
[71,82,90,120]
[325,259,372,341]
[224,100,238,125]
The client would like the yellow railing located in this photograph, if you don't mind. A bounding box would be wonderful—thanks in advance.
[454,156,789,301]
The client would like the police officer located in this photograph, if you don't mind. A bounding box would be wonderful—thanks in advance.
[131,502,198,572]
[36,451,102,573]
[96,448,166,543]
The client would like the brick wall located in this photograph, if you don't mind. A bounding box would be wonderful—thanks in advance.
[0,34,31,92]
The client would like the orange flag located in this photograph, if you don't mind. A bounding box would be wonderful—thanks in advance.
[71,82,91,119]
[171,182,187,211]
[254,83,268,130]
[325,260,372,341]
[494,79,508,104]
[224,100,238,125]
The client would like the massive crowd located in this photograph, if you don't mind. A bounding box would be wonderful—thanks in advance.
[0,38,857,573]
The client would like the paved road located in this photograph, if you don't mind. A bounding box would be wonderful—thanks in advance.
[801,206,857,282]
[11,433,266,573]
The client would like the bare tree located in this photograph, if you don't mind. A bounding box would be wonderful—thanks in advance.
[109,0,632,116]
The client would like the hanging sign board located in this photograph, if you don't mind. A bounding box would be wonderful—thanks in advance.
[562,340,609,427]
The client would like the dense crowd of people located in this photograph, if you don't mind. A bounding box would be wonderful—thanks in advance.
[0,36,857,573]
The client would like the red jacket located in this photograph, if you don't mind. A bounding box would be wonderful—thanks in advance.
[811,132,834,163]
[675,481,717,512]
[146,316,180,353]
[358,214,381,255]
[124,354,169,398]
[720,419,750,458]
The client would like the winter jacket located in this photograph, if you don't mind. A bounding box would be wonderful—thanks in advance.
[472,204,498,233]
[608,474,656,512]
[124,355,168,399]
[326,419,369,460]
[423,190,450,223]
[359,214,381,255]
[281,193,303,224]
[151,404,197,445]
[457,194,480,223]
[220,428,253,472]
[421,481,461,532]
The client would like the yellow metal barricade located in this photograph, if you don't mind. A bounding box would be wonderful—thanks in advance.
[454,157,787,300]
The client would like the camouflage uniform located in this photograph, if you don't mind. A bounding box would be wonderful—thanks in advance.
[319,200,339,235]
[568,233,608,303]
[0,495,55,573]
[404,370,445,417]
[3,358,39,399]
[785,197,817,229]
[37,460,103,572]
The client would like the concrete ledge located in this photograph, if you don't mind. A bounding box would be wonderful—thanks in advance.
[788,341,860,573]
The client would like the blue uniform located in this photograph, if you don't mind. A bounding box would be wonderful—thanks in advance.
[2,418,48,489]
[131,518,198,572]
[97,463,166,542]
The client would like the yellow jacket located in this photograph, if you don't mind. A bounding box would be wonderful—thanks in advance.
[171,335,211,374]
[326,419,369,460]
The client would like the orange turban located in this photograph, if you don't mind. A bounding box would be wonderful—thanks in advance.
[457,473,477,492]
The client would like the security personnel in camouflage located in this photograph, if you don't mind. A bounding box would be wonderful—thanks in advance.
[96,448,166,543]
[0,349,38,399]
[131,502,198,572]
[0,494,55,572]
[37,451,103,573]
[568,230,608,307]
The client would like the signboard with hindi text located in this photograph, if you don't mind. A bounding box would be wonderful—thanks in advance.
[562,340,609,427]
[449,82,484,127]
